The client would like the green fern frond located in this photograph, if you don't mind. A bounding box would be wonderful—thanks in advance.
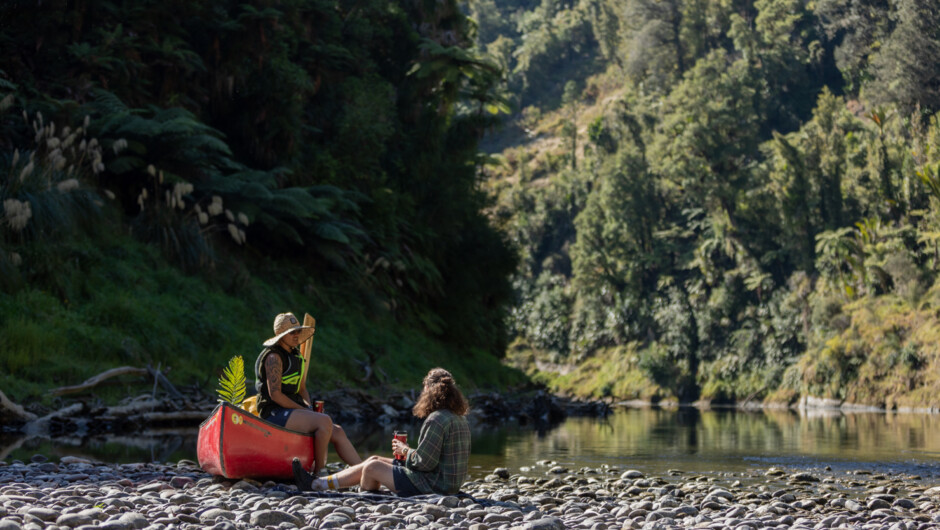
[217,355,247,404]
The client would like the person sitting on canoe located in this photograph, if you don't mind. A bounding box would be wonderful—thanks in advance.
[293,367,470,496]
[256,312,362,476]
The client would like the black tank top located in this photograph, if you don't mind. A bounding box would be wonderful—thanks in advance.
[254,344,307,418]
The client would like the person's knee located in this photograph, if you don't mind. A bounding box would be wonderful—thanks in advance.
[333,424,346,438]
[316,415,333,433]
[287,411,319,434]
[362,459,381,473]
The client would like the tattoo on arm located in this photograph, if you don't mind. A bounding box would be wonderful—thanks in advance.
[265,354,282,396]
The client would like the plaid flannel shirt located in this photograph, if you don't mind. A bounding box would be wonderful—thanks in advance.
[401,409,470,494]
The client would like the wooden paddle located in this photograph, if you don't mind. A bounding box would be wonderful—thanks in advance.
[299,313,316,388]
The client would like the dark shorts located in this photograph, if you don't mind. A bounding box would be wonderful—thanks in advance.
[263,407,293,427]
[391,465,421,497]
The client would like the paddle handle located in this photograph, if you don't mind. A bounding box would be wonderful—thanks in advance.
[299,313,316,390]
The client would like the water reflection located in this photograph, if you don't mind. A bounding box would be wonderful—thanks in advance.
[4,407,939,479]
[0,431,196,466]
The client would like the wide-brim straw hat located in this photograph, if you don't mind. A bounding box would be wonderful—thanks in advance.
[263,312,315,347]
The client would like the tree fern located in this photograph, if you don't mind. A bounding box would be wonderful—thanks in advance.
[217,355,246,405]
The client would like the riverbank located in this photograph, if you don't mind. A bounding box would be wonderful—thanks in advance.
[1,387,609,440]
[1,454,939,529]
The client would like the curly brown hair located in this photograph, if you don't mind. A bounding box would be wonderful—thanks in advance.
[412,368,469,418]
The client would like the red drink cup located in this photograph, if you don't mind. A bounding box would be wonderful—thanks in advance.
[315,400,324,413]
[393,431,407,460]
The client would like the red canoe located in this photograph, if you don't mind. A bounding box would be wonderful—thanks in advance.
[197,401,315,479]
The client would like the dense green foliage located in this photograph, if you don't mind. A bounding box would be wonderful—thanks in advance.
[6,0,940,410]
[482,0,940,407]
[0,0,523,401]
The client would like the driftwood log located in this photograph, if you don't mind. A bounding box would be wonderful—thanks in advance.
[50,366,149,396]
[2,365,214,437]
[0,388,36,424]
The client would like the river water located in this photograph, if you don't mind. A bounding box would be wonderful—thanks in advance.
[4,406,939,479]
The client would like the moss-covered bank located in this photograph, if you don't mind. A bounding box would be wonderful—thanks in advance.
[0,231,527,408]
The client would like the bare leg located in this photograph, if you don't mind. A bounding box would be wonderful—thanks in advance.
[330,424,362,465]
[326,455,396,490]
[358,457,397,492]
[285,410,333,475]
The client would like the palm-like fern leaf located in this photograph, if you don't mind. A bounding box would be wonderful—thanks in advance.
[217,355,247,404]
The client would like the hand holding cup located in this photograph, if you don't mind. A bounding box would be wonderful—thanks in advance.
[392,431,409,460]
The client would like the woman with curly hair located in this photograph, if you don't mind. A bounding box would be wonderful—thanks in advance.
[293,367,470,495]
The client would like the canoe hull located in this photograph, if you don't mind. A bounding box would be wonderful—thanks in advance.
[197,401,314,479]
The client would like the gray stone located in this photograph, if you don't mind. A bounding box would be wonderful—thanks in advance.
[376,515,403,526]
[790,473,819,483]
[115,512,149,530]
[423,504,448,520]
[332,506,356,519]
[23,508,59,522]
[249,510,303,527]
[198,508,235,522]
[55,513,95,527]
[317,516,348,529]
[483,513,511,524]
[708,490,735,501]
[844,500,863,512]
[168,476,194,489]
[407,514,432,525]
[177,513,200,524]
[438,496,460,508]
[97,522,133,530]
[167,494,196,505]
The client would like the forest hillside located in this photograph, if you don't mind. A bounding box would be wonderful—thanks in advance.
[0,0,526,404]
[474,0,940,409]
[4,0,940,412]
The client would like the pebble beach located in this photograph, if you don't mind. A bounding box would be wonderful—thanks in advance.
[2,455,939,530]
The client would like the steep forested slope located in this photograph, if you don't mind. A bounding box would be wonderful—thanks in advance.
[0,0,523,400]
[474,0,940,408]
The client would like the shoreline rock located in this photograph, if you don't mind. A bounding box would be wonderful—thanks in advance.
[1,455,938,529]
[620,397,940,415]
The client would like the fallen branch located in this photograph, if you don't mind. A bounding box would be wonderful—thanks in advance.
[51,366,149,396]
[147,364,187,404]
[0,389,36,423]
[23,403,85,436]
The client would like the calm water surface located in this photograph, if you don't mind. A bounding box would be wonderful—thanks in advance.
[4,407,940,479]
